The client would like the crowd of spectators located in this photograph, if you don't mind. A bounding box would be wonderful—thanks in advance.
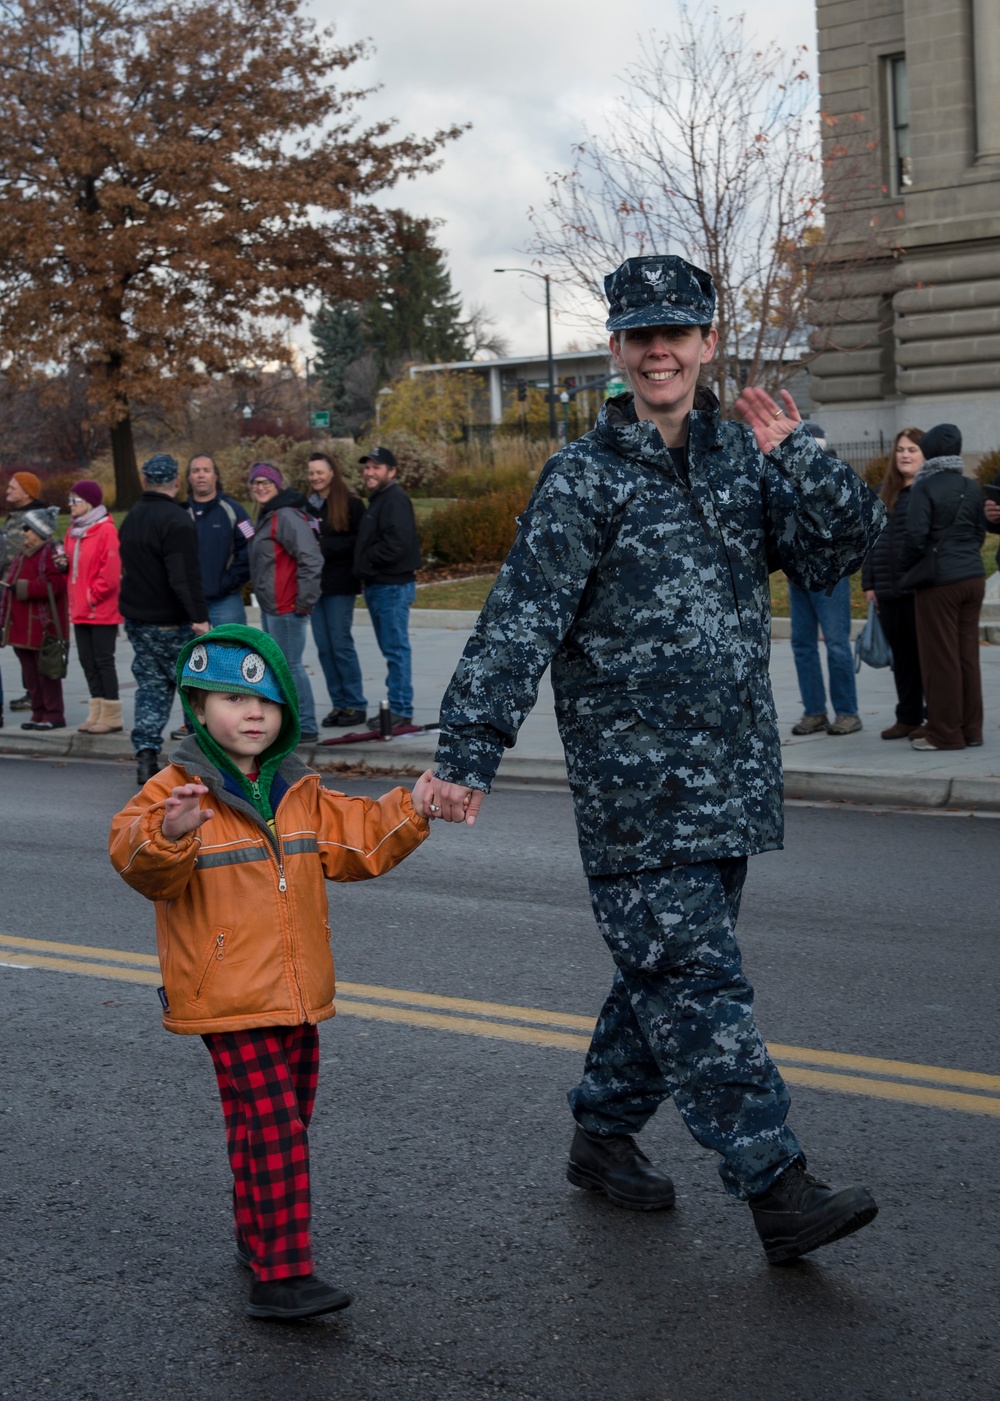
[0,446,421,784]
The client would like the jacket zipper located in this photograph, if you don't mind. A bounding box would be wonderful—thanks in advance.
[195,930,226,999]
[250,775,287,890]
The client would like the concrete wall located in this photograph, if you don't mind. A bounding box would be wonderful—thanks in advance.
[810,0,1000,452]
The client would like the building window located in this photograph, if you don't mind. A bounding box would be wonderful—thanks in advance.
[887,55,912,192]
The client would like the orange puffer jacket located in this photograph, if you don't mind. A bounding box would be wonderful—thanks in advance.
[109,748,429,1035]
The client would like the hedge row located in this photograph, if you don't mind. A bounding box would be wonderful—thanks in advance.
[421,485,532,566]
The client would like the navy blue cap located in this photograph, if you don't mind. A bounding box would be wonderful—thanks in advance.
[179,640,283,704]
[142,453,179,483]
[605,255,716,332]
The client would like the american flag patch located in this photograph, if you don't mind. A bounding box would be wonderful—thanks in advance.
[237,519,255,539]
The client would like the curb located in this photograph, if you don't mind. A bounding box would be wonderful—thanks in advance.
[4,730,1000,810]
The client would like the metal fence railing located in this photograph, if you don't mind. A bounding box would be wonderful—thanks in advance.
[826,439,889,474]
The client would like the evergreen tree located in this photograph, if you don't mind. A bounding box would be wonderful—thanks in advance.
[365,214,471,377]
[311,301,367,436]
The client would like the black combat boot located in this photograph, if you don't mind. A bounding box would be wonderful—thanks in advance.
[246,1274,351,1320]
[567,1125,675,1210]
[135,749,161,785]
[749,1159,878,1264]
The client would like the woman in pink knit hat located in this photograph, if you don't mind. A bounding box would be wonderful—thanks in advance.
[64,480,124,733]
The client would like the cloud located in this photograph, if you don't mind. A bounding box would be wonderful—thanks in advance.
[304,0,818,355]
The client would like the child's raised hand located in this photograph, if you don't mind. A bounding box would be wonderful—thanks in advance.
[411,769,437,822]
[161,784,214,840]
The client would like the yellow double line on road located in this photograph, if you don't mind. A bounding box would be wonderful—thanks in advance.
[3,931,1000,1119]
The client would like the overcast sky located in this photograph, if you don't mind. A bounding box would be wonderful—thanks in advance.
[303,0,819,359]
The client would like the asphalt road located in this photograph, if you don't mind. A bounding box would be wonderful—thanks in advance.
[1,756,998,1400]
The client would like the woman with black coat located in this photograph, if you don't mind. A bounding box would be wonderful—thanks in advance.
[862,427,926,738]
[899,423,986,751]
[306,452,368,728]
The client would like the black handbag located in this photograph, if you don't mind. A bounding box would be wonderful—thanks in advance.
[38,581,69,680]
[897,480,969,591]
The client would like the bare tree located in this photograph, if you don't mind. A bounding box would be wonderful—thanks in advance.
[463,303,510,360]
[528,3,861,412]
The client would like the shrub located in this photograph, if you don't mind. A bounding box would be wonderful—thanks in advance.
[862,454,890,491]
[975,447,1000,487]
[422,485,530,565]
[439,462,538,499]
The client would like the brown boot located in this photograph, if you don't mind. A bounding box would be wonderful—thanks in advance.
[90,698,123,734]
[880,722,919,740]
[78,698,102,733]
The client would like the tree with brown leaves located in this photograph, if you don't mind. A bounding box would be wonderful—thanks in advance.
[0,0,464,505]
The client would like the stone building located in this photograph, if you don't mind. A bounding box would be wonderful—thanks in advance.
[810,0,1000,458]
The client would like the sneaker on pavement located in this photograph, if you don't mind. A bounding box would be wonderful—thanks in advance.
[566,1125,675,1210]
[827,714,862,735]
[881,722,918,740]
[791,713,828,735]
[9,693,31,711]
[749,1159,878,1264]
[297,731,319,744]
[365,712,412,729]
[246,1274,352,1320]
[170,723,192,740]
[911,736,940,750]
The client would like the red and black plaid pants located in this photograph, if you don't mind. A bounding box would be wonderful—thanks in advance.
[203,1024,319,1281]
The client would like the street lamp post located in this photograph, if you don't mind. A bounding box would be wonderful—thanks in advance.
[494,267,557,441]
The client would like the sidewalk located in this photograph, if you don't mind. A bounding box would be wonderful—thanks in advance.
[3,610,999,810]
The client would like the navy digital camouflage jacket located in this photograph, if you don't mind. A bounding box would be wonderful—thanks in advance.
[434,391,886,876]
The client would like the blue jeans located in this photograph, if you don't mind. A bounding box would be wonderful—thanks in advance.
[569,858,801,1200]
[363,581,415,717]
[310,593,366,712]
[259,611,317,734]
[789,578,858,717]
[207,593,247,627]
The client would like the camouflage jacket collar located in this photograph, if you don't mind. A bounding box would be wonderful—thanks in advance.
[595,387,722,469]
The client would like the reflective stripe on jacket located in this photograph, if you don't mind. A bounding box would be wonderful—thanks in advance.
[109,751,429,1034]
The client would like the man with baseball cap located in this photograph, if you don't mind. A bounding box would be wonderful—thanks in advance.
[353,446,421,728]
[427,254,887,1264]
[118,453,210,784]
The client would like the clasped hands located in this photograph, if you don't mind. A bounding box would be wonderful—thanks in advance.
[420,775,484,826]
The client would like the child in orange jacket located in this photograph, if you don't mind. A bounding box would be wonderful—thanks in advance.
[110,624,432,1320]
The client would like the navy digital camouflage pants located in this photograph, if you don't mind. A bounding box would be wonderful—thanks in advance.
[125,620,194,755]
[568,857,802,1200]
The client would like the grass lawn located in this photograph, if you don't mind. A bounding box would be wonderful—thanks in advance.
[414,575,497,609]
[412,543,998,616]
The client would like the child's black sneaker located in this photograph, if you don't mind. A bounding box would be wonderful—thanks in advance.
[749,1159,877,1264]
[246,1273,351,1320]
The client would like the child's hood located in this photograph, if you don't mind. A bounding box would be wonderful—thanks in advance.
[174,623,302,807]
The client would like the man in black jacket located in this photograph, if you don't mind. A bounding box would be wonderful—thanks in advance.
[354,447,421,727]
[119,453,209,783]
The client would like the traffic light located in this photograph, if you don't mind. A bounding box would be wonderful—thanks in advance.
[565,377,576,392]
[516,378,528,402]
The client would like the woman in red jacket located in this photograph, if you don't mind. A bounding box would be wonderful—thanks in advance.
[64,480,123,733]
[0,505,69,729]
